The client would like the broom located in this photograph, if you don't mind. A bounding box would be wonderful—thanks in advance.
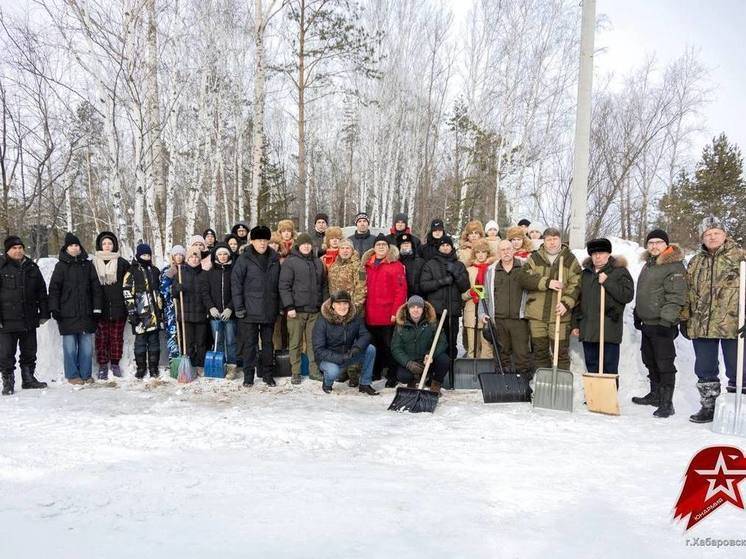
[388,310,447,413]
[176,264,195,383]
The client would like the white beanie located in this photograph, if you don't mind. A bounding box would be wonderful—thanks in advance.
[485,220,499,234]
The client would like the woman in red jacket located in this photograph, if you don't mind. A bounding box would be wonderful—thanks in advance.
[363,234,407,387]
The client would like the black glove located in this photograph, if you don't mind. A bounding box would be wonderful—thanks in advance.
[439,276,454,286]
[679,321,690,340]
[633,309,642,331]
[39,318,49,326]
[51,311,61,321]
[446,262,460,276]
[406,360,425,376]
[235,310,246,319]
[655,324,678,339]
[738,322,745,339]
[171,284,182,297]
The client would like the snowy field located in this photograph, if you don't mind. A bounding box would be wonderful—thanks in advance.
[1,240,744,558]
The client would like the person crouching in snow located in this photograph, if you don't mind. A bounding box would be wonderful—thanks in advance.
[391,296,449,394]
[200,243,238,377]
[123,243,164,379]
[48,232,103,384]
[312,290,379,395]
[571,239,634,393]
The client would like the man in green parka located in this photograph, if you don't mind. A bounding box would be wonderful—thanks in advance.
[683,216,746,423]
[518,228,582,370]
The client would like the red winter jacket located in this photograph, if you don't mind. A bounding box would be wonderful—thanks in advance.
[363,246,407,326]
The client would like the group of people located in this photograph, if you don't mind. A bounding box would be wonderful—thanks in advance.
[0,212,743,424]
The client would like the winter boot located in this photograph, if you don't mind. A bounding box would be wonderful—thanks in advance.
[21,365,47,389]
[322,383,333,394]
[358,384,379,396]
[430,381,442,395]
[111,362,123,378]
[384,376,398,388]
[262,374,276,387]
[632,381,660,406]
[225,364,238,380]
[653,385,675,418]
[347,364,361,388]
[148,352,161,378]
[689,381,720,423]
[2,371,14,395]
[97,364,109,380]
[291,373,301,385]
[243,368,255,386]
[134,353,148,379]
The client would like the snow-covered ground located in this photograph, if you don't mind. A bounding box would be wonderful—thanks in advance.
[1,240,744,558]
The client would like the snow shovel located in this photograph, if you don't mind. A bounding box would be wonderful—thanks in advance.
[712,260,746,436]
[582,285,620,415]
[533,256,574,412]
[169,297,183,379]
[451,286,492,389]
[204,331,226,378]
[176,265,195,384]
[478,301,532,403]
[388,310,447,413]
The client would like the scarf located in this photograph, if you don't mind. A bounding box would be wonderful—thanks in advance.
[94,251,120,285]
[322,248,339,269]
[469,262,490,304]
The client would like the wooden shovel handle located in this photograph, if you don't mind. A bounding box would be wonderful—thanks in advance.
[598,284,605,375]
[420,310,447,390]
[552,256,564,369]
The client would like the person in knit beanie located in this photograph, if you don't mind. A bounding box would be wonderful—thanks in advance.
[385,213,421,251]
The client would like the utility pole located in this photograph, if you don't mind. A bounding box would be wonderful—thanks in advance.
[569,0,596,248]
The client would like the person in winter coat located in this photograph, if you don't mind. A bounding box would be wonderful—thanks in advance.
[457,220,485,265]
[385,213,421,251]
[391,297,449,394]
[279,233,326,384]
[203,228,217,250]
[231,221,250,248]
[277,219,296,262]
[328,240,366,313]
[683,217,746,423]
[225,234,240,258]
[506,226,533,263]
[160,245,186,363]
[123,243,163,379]
[363,234,407,386]
[348,212,376,256]
[312,290,379,395]
[92,231,130,379]
[310,212,329,257]
[201,243,237,371]
[232,225,281,386]
[418,219,447,261]
[172,247,208,372]
[484,220,501,255]
[462,239,495,359]
[321,226,343,269]
[420,235,471,369]
[189,235,212,271]
[397,232,424,297]
[0,236,50,395]
[517,228,581,371]
[479,240,531,374]
[571,239,634,390]
[48,232,104,384]
[631,229,687,418]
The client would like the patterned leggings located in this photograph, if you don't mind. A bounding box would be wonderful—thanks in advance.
[95,318,126,365]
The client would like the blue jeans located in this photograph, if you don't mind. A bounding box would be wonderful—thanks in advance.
[319,345,376,387]
[582,342,620,374]
[692,338,741,386]
[210,319,237,364]
[63,333,93,380]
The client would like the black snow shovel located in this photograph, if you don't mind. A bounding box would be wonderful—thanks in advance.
[388,310,448,413]
[450,286,493,389]
[477,300,532,403]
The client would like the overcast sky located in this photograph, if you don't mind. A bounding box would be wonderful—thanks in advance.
[595,0,745,157]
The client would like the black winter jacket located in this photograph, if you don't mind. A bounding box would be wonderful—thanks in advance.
[231,247,281,324]
[0,256,49,332]
[48,249,103,335]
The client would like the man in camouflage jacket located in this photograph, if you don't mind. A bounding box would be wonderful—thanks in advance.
[683,216,746,423]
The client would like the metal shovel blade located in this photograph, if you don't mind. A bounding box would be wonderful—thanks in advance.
[712,393,746,437]
[533,366,574,412]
